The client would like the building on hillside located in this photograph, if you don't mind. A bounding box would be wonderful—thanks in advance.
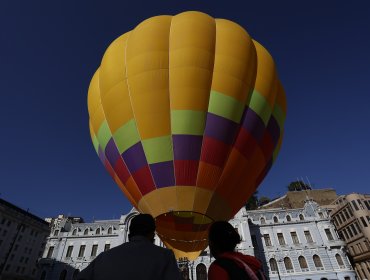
[330,193,370,280]
[38,200,355,280]
[260,189,338,209]
[0,198,50,280]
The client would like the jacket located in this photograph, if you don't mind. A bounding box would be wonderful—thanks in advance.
[77,236,181,280]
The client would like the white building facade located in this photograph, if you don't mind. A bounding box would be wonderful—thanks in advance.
[39,201,356,280]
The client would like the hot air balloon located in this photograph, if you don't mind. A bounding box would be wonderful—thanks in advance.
[88,11,286,260]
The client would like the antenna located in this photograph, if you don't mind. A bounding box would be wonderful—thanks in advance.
[306,176,313,190]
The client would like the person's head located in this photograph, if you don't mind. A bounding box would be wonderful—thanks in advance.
[208,221,241,258]
[128,214,156,242]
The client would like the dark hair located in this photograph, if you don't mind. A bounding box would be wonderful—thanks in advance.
[129,214,156,238]
[208,221,241,253]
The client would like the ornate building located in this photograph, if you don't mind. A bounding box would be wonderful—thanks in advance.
[0,198,50,280]
[39,200,356,280]
[330,193,370,280]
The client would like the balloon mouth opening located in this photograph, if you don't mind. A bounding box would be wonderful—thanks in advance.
[155,211,214,253]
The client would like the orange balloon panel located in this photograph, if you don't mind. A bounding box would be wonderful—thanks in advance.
[88,11,286,260]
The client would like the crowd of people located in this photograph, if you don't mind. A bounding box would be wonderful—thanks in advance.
[77,214,265,280]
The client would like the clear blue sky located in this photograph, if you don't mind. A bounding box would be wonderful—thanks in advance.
[1,1,369,221]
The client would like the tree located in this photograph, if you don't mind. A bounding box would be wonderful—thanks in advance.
[287,181,311,191]
[245,192,258,210]
[258,196,271,206]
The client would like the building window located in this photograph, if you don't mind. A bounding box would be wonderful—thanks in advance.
[96,228,100,235]
[347,227,353,238]
[340,213,346,222]
[364,240,370,251]
[284,257,293,271]
[337,214,343,224]
[356,243,363,253]
[351,201,359,211]
[269,258,278,272]
[91,245,98,257]
[360,217,368,227]
[343,229,349,240]
[84,229,89,235]
[108,227,113,234]
[350,224,358,235]
[335,254,344,267]
[318,212,324,219]
[325,229,334,241]
[72,229,77,235]
[344,277,350,280]
[313,255,323,269]
[344,210,350,219]
[298,256,308,270]
[273,217,278,223]
[54,230,59,236]
[47,246,54,258]
[290,231,300,244]
[277,233,286,245]
[286,215,291,222]
[263,234,272,246]
[260,217,266,225]
[78,245,86,257]
[299,214,304,221]
[104,244,110,251]
[304,230,313,243]
[357,199,364,209]
[66,246,73,258]
[196,263,207,280]
[364,200,370,210]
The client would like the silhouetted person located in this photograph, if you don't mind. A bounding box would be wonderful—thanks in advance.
[208,221,265,280]
[77,214,181,280]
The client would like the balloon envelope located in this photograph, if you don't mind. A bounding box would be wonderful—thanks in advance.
[88,11,286,260]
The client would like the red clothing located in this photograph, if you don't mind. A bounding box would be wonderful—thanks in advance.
[208,252,262,280]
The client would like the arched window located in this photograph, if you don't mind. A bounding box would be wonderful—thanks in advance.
[286,215,291,222]
[84,229,88,235]
[335,254,344,266]
[96,228,100,235]
[72,229,77,236]
[299,214,304,220]
[313,255,323,269]
[298,256,308,270]
[59,270,67,280]
[284,257,293,271]
[196,263,207,280]
[260,217,266,224]
[108,227,113,234]
[274,216,278,223]
[269,258,278,272]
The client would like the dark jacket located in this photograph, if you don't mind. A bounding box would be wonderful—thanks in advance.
[77,236,181,280]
